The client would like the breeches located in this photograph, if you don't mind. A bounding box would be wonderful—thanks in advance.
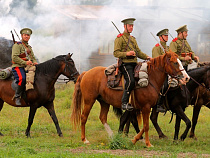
[12,67,26,86]
[120,63,136,92]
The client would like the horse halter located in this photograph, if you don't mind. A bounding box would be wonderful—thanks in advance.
[63,56,79,82]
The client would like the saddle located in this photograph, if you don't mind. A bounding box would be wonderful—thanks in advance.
[105,62,149,90]
[0,66,36,91]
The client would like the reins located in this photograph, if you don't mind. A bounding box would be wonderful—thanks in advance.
[188,75,210,92]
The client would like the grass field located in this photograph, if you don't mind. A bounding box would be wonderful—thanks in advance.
[0,82,209,157]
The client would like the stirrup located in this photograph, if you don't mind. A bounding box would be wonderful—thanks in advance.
[15,97,21,106]
[121,103,133,111]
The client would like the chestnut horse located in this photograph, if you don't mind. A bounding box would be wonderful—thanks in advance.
[0,53,79,137]
[71,51,189,147]
[118,64,210,141]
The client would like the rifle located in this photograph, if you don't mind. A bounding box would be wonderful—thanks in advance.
[14,29,21,41]
[10,30,16,44]
[150,32,166,53]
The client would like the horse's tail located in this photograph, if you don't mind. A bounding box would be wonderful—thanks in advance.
[70,71,86,130]
[113,106,123,119]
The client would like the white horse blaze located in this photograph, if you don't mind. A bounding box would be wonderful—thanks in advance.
[177,59,190,84]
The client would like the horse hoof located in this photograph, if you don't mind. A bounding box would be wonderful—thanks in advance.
[146,144,154,148]
[131,139,137,145]
[159,135,168,139]
[83,138,90,145]
[59,133,63,137]
[0,132,4,136]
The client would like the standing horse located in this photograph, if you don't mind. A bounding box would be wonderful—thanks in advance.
[71,51,189,147]
[118,65,210,141]
[0,53,79,137]
[189,63,210,139]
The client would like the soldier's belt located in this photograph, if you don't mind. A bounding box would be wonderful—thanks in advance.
[12,58,28,64]
[181,52,192,57]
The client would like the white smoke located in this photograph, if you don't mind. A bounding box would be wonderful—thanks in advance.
[0,0,209,72]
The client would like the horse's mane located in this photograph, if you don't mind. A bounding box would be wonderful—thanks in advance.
[147,51,178,73]
[36,55,66,75]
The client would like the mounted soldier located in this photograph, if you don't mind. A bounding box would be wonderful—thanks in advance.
[169,25,199,70]
[12,28,38,106]
[152,29,169,113]
[113,18,151,111]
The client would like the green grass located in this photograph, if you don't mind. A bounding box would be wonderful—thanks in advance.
[0,82,209,157]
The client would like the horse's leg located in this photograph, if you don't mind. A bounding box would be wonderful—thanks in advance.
[81,100,95,144]
[45,102,63,137]
[174,106,191,141]
[150,107,167,139]
[130,111,140,134]
[98,100,113,137]
[174,115,181,141]
[124,119,131,135]
[0,99,4,136]
[118,110,130,134]
[132,107,153,147]
[189,104,202,140]
[25,106,38,137]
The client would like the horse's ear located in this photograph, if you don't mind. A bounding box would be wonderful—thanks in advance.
[66,53,73,60]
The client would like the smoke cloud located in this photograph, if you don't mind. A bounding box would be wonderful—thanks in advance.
[0,0,209,72]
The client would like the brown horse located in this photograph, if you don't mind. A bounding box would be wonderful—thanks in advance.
[71,51,189,147]
[0,53,79,137]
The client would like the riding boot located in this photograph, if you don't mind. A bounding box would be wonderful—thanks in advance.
[156,95,166,113]
[14,85,23,106]
[121,90,133,111]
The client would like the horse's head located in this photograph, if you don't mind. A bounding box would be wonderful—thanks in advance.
[56,53,79,83]
[164,51,190,84]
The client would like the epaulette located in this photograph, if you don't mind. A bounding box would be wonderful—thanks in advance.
[155,43,160,47]
[172,37,178,42]
[117,33,123,38]
[130,35,135,39]
[16,41,22,45]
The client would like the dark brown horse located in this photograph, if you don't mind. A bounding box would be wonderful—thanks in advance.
[0,53,79,137]
[189,63,210,139]
[71,51,189,147]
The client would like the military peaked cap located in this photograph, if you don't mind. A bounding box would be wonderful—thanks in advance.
[176,25,188,33]
[20,28,32,35]
[121,18,136,25]
[156,29,169,36]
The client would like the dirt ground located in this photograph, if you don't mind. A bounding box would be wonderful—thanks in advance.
[69,147,210,157]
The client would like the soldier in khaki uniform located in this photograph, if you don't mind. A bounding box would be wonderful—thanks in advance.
[12,28,38,105]
[152,29,169,58]
[152,29,169,113]
[169,25,199,70]
[113,18,151,111]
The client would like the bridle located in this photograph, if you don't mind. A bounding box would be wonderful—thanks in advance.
[53,56,79,83]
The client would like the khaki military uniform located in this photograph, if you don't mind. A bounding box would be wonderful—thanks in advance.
[152,41,169,58]
[12,41,37,68]
[113,32,148,62]
[169,37,195,66]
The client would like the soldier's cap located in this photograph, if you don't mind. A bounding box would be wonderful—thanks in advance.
[176,25,188,33]
[156,29,169,36]
[20,28,32,35]
[121,18,136,25]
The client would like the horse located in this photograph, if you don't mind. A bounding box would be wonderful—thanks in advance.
[189,63,210,139]
[117,65,210,141]
[71,51,189,147]
[0,53,79,137]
